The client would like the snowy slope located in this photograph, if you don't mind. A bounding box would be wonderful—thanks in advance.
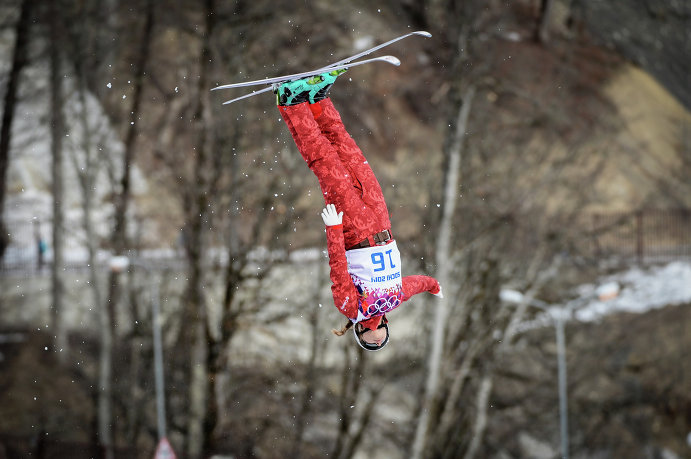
[512,261,691,334]
[574,261,691,322]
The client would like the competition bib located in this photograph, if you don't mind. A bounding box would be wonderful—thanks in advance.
[345,241,403,321]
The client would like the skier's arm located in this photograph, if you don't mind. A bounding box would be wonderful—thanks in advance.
[401,275,442,301]
[325,225,360,319]
[322,206,360,320]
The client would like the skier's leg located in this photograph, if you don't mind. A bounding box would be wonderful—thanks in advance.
[279,103,375,248]
[275,69,347,163]
[310,98,391,231]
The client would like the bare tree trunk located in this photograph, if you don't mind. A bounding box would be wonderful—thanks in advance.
[124,271,146,445]
[48,0,67,362]
[536,0,555,43]
[501,247,558,347]
[0,0,33,261]
[188,316,208,458]
[72,108,109,450]
[110,0,153,256]
[99,1,154,456]
[71,54,123,448]
[565,0,585,35]
[290,264,326,457]
[411,85,476,459]
[187,1,215,456]
[97,296,114,459]
[463,375,493,459]
[70,1,146,440]
[454,251,560,458]
[331,346,367,459]
[338,386,383,459]
[435,339,482,442]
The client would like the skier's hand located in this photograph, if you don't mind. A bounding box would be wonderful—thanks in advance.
[433,284,444,298]
[321,204,343,227]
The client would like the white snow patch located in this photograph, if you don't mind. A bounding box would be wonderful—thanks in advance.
[353,36,374,51]
[575,261,691,321]
[512,261,691,334]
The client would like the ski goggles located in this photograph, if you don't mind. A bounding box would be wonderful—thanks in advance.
[353,317,389,352]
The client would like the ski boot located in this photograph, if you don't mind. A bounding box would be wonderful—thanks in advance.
[274,68,347,106]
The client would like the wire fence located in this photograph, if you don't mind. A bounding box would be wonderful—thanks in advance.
[0,218,186,276]
[0,432,136,459]
[2,209,690,276]
[589,208,691,263]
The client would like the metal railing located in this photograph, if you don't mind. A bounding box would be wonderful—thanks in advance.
[2,209,690,275]
[0,218,186,275]
[589,208,691,262]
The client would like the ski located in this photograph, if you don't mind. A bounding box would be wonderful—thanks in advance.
[218,55,399,105]
[321,30,430,70]
[213,30,431,105]
[212,55,400,91]
[220,87,275,105]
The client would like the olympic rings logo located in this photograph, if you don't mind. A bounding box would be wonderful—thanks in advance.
[365,292,402,316]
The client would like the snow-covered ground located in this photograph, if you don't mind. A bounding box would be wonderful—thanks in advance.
[510,261,691,333]
[574,261,691,321]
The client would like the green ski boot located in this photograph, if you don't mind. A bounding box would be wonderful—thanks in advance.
[275,68,347,106]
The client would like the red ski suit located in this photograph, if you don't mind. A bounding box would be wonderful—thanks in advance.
[279,99,440,330]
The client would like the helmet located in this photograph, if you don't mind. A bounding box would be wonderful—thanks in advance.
[353,317,389,351]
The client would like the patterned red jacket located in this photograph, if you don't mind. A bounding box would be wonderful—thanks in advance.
[278,99,440,331]
[326,224,441,330]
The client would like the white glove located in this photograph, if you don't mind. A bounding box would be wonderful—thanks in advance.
[433,284,444,298]
[321,204,343,227]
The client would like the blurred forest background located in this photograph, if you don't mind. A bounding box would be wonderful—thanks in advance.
[0,0,689,458]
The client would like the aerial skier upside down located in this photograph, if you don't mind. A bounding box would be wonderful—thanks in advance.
[274,70,442,351]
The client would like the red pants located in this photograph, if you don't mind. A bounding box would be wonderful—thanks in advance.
[279,99,391,249]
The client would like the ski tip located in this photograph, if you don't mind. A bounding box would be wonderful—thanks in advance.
[385,56,402,66]
[415,31,432,38]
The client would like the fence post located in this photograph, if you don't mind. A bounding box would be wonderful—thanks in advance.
[683,209,691,258]
[636,211,643,263]
[592,214,601,257]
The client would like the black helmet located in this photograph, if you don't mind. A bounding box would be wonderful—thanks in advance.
[353,317,389,351]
